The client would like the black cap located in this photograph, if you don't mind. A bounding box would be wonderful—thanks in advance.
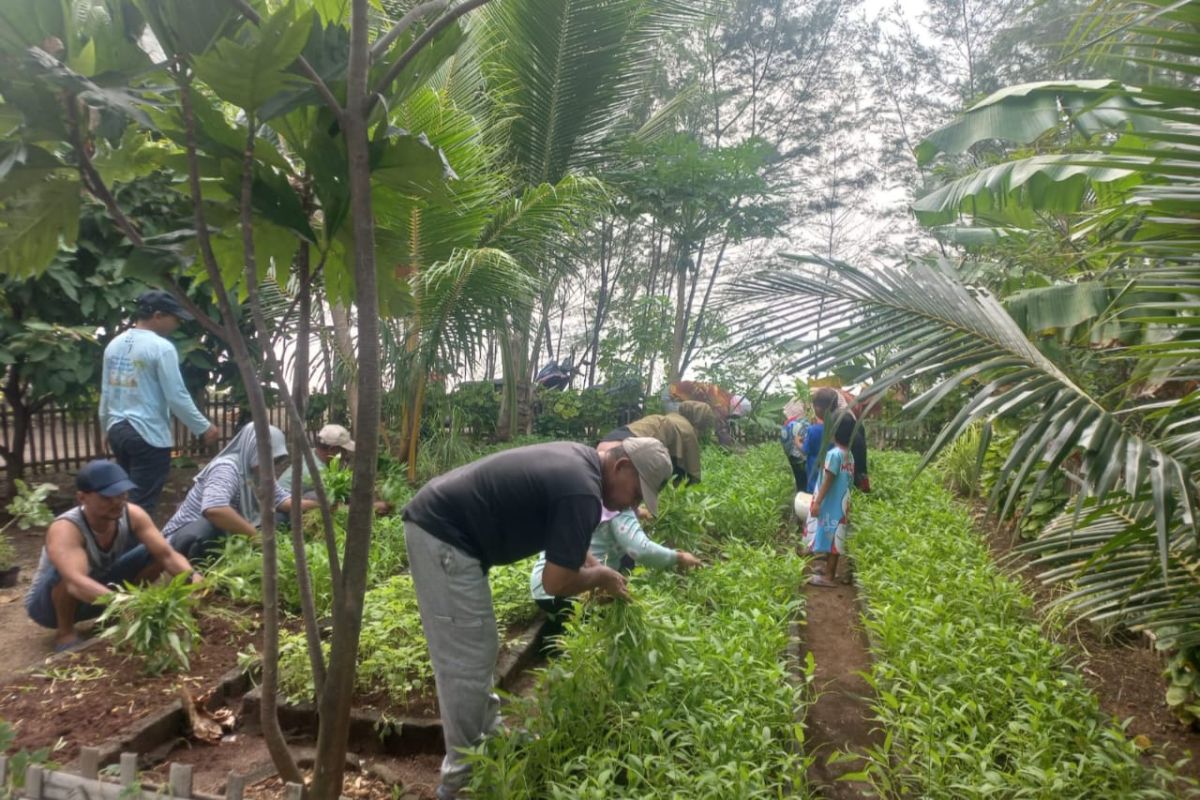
[76,460,138,497]
[136,289,193,321]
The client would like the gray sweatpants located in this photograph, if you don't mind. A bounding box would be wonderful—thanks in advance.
[404,521,501,795]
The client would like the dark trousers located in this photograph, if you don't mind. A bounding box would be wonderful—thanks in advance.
[167,519,227,564]
[108,420,172,516]
[788,457,808,493]
[535,597,575,657]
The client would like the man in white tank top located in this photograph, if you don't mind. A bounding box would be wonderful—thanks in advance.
[25,461,200,652]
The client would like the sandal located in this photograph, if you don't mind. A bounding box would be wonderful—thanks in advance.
[808,575,837,588]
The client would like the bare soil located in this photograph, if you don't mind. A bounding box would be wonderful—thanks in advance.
[979,509,1200,781]
[799,559,880,800]
[139,738,443,800]
[0,604,259,763]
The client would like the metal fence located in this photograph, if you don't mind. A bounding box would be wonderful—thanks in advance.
[0,395,293,479]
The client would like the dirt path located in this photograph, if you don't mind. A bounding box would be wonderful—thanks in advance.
[800,573,880,799]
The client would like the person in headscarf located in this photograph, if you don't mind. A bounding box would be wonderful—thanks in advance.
[664,381,736,446]
[161,424,317,561]
[780,398,810,492]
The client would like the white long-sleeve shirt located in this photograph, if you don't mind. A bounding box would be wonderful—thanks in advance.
[99,328,210,448]
[530,508,678,601]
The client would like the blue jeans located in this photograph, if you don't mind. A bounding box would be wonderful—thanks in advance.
[107,420,172,517]
[25,545,153,628]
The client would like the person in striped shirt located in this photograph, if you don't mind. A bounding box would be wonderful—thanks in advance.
[162,424,316,561]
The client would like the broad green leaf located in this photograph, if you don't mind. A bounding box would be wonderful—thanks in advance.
[209,220,299,293]
[1003,282,1117,336]
[22,47,159,129]
[131,0,236,58]
[93,129,175,186]
[192,1,314,112]
[915,81,1156,165]
[0,176,80,277]
[369,130,455,196]
[374,21,466,110]
[911,155,1143,227]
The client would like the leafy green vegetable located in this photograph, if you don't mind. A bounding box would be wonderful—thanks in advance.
[97,572,201,675]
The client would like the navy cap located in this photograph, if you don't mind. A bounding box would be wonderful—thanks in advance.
[137,289,193,321]
[76,460,137,497]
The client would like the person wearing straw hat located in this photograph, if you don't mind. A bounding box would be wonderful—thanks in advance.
[161,424,316,562]
[25,460,200,651]
[401,437,674,800]
[100,290,220,518]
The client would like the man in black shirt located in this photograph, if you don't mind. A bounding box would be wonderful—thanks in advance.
[402,438,673,799]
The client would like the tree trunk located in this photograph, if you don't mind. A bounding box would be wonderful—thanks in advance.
[0,374,30,499]
[312,2,381,794]
[288,239,328,700]
[667,248,689,383]
[329,302,358,431]
[178,76,302,786]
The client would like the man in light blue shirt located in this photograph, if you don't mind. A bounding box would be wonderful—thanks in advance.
[99,290,218,517]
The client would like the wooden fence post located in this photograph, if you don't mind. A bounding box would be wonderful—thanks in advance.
[169,763,193,799]
[225,773,245,800]
[120,752,138,788]
[78,746,100,780]
[24,764,43,800]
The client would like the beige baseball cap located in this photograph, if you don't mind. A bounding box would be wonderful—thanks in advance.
[621,436,673,516]
[317,424,355,452]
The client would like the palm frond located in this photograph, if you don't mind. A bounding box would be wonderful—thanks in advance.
[724,253,1198,576]
[479,0,699,184]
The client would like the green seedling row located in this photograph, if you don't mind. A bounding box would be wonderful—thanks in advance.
[651,444,796,554]
[852,452,1190,799]
[467,444,812,799]
[277,557,540,705]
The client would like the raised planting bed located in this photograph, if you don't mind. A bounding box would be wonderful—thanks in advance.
[850,451,1191,798]
[0,603,262,765]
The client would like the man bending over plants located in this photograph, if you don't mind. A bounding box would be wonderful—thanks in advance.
[24,460,201,652]
[601,400,715,485]
[401,437,674,800]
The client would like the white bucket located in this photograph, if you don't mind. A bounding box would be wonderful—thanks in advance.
[793,491,813,522]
